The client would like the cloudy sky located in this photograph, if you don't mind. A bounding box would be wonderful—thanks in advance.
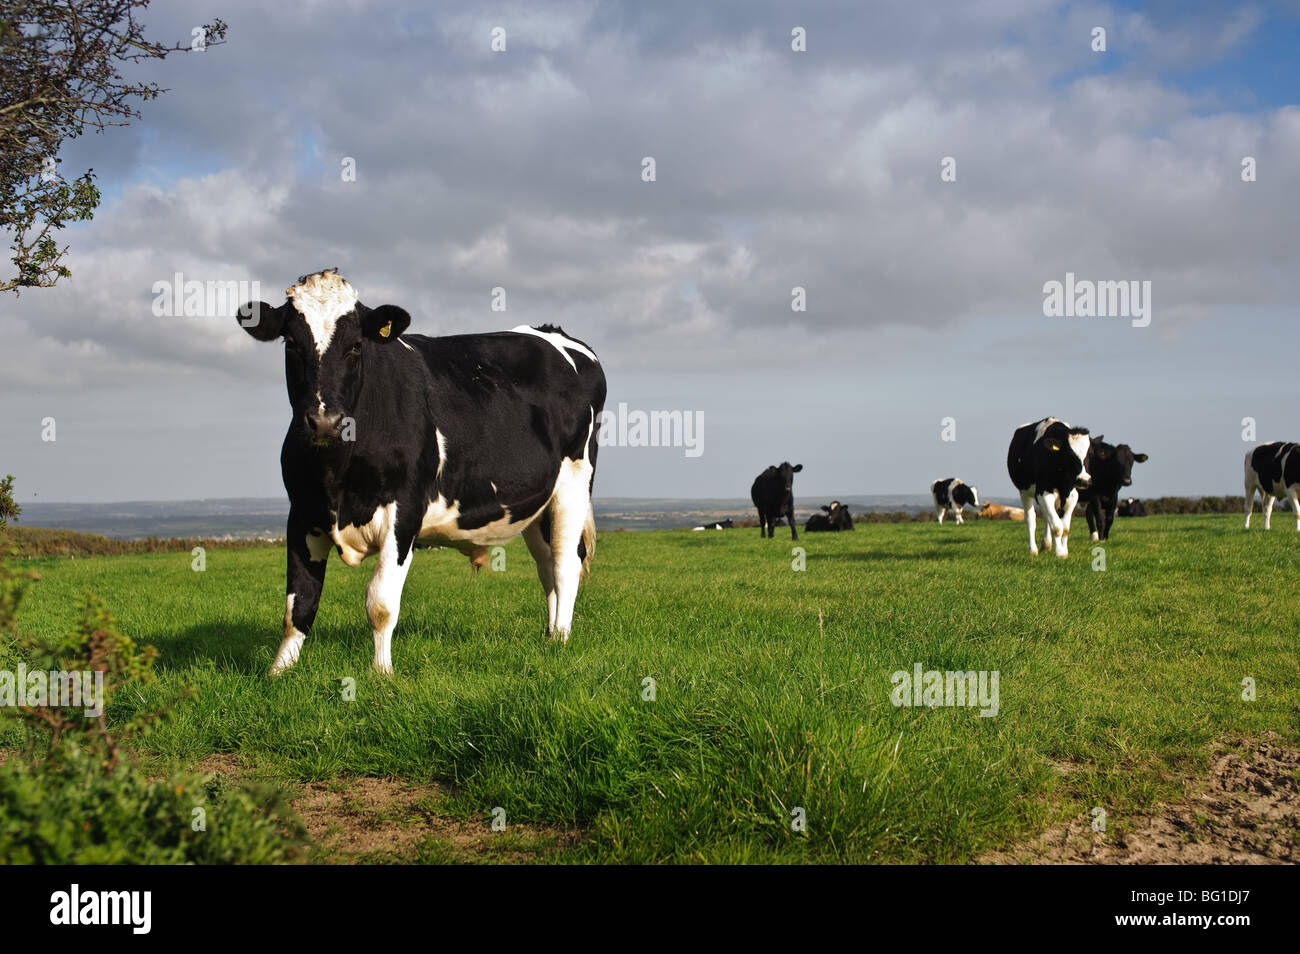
[3,0,1299,505]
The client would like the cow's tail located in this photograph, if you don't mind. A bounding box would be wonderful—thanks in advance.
[579,503,596,579]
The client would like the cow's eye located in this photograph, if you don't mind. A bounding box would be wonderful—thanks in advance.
[346,343,362,358]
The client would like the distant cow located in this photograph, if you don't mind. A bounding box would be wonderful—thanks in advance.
[1243,442,1300,530]
[1007,417,1092,557]
[805,501,854,532]
[1117,498,1147,517]
[692,519,735,531]
[751,462,803,540]
[979,503,1025,521]
[931,478,980,524]
[1081,436,1148,541]
[237,269,605,676]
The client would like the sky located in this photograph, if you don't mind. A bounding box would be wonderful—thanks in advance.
[2,0,1298,504]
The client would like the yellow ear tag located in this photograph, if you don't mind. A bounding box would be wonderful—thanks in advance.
[379,321,392,338]
[1049,443,1061,452]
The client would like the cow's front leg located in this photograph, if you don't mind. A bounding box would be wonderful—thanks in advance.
[788,507,799,541]
[523,521,558,635]
[1263,494,1276,531]
[272,518,331,675]
[1038,492,1065,557]
[1021,490,1038,555]
[1058,488,1079,556]
[1086,497,1100,541]
[367,528,414,674]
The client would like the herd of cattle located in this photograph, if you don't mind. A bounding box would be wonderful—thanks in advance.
[233,274,1300,674]
[742,419,1300,558]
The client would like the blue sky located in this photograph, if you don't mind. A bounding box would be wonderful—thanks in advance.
[2,0,1298,504]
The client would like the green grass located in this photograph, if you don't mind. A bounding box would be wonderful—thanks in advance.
[7,515,1300,863]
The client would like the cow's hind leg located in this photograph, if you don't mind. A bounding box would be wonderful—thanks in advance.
[272,517,331,676]
[366,526,413,675]
[523,521,558,634]
[548,458,595,642]
[1263,494,1276,531]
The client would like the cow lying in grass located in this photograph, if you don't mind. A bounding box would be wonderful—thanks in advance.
[805,501,854,531]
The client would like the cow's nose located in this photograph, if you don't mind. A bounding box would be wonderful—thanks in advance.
[1122,478,1132,486]
[1076,476,1092,490]
[305,411,345,442]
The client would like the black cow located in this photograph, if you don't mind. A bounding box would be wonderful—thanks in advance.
[1006,417,1092,557]
[237,269,606,676]
[805,501,854,532]
[751,462,802,540]
[1080,436,1148,541]
[1117,498,1147,517]
[1244,441,1300,530]
[930,478,980,525]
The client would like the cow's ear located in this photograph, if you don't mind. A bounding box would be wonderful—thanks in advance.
[237,301,286,341]
[1093,434,1103,444]
[1134,453,1148,463]
[362,304,411,342]
[793,464,803,472]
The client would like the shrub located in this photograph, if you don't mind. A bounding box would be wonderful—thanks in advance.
[0,560,305,864]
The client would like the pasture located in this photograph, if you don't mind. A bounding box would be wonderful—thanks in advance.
[8,515,1299,863]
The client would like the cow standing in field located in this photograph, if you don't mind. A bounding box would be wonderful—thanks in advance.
[237,269,606,675]
[931,478,980,524]
[1080,437,1148,541]
[805,501,854,532]
[1243,442,1300,530]
[751,462,802,540]
[1006,417,1092,557]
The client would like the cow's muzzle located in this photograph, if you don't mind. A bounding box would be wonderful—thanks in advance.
[305,410,345,444]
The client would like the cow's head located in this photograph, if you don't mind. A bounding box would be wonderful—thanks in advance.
[828,501,853,529]
[237,269,411,445]
[968,486,980,508]
[1039,427,1092,491]
[1086,436,1148,489]
[775,461,803,494]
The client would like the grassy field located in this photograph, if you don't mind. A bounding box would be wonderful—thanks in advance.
[6,515,1299,863]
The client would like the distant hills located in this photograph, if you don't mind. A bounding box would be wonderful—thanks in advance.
[15,495,1011,539]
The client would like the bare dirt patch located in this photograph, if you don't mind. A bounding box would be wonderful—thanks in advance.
[194,756,581,864]
[987,733,1299,864]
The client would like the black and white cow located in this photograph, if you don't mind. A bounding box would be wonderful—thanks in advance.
[1117,498,1147,518]
[1080,437,1148,542]
[751,462,802,540]
[1243,441,1300,530]
[692,519,735,531]
[805,501,854,532]
[930,478,980,525]
[1006,417,1092,557]
[237,269,606,675]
